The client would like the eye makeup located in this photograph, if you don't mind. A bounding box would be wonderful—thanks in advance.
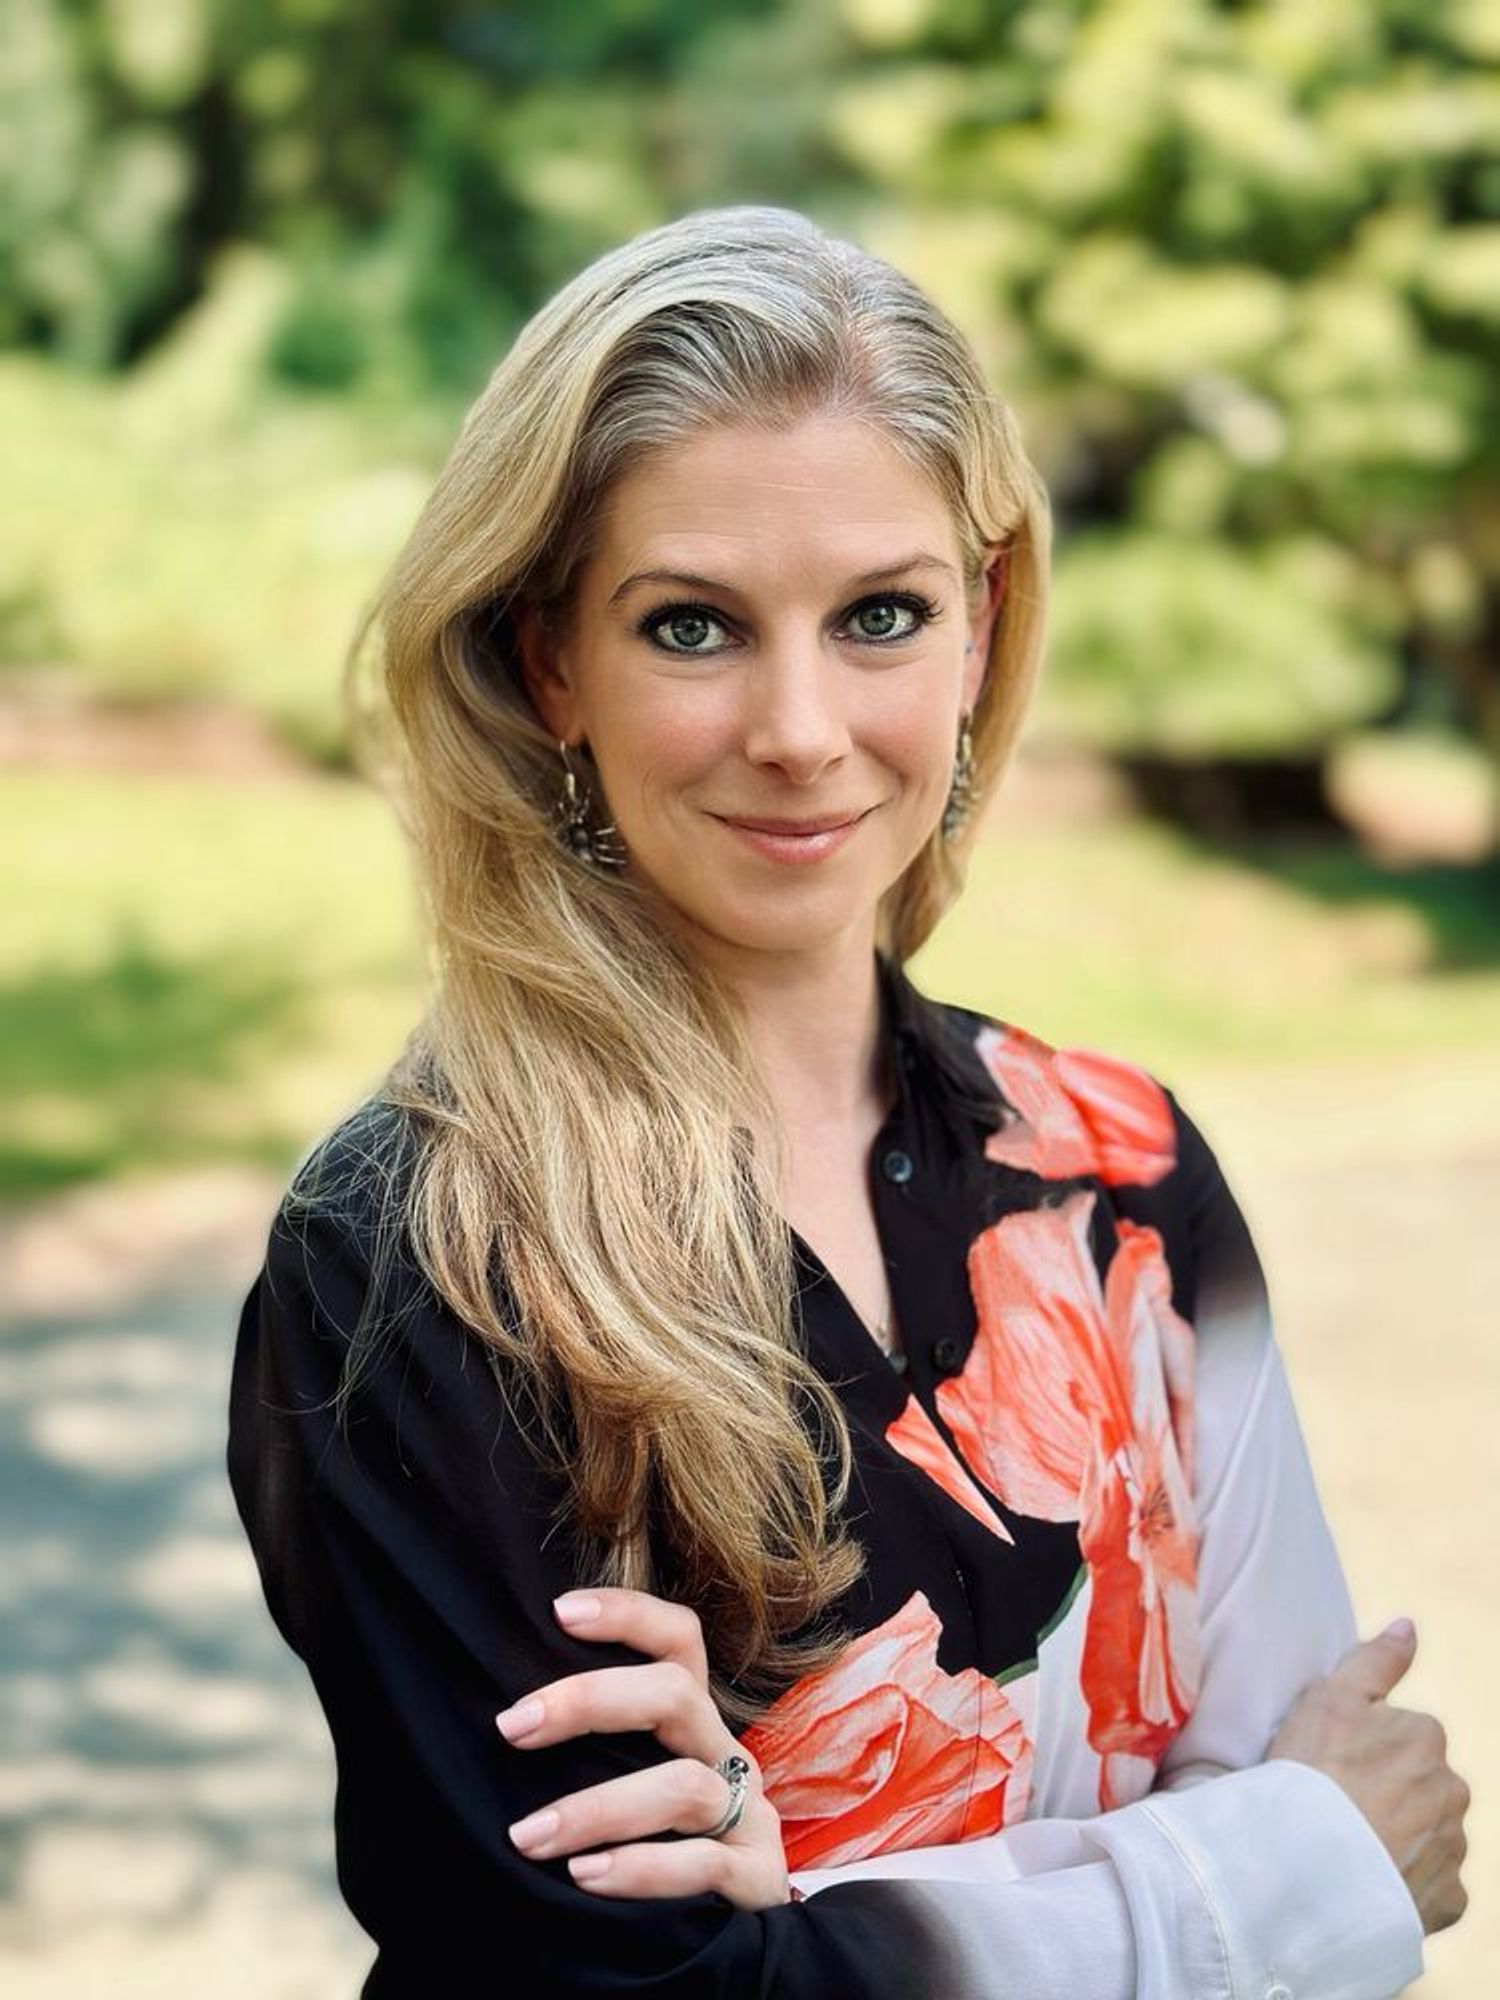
[634,589,944,658]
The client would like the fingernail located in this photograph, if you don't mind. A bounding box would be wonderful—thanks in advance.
[569,1853,612,1882]
[495,1697,546,1740]
[1383,1617,1416,1642]
[554,1593,601,1624]
[508,1807,559,1851]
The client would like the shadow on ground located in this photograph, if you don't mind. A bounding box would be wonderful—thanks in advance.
[1,928,312,1199]
[0,1276,372,1994]
[1189,838,1500,975]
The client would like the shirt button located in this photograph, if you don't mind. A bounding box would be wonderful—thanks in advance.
[931,1336,961,1372]
[881,1148,914,1185]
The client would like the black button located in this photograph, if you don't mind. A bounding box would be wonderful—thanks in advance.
[931,1336,961,1372]
[881,1148,914,1185]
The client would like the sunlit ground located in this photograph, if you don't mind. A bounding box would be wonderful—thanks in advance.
[2,746,1494,1993]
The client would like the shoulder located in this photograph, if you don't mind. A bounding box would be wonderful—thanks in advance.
[926,990,1258,1327]
[280,1093,424,1233]
[257,1093,435,1352]
[928,989,1201,1191]
[268,1093,424,1256]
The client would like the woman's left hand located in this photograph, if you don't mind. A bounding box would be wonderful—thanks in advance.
[495,1586,793,1911]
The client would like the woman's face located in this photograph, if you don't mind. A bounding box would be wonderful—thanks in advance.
[517,414,1004,964]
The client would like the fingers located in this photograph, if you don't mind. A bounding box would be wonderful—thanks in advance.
[508,1756,743,1862]
[1403,1811,1470,1937]
[563,1836,738,1902]
[1328,1619,1418,1702]
[553,1586,709,1685]
[496,1658,729,1765]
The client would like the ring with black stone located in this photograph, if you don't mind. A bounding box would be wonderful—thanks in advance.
[704,1752,751,1838]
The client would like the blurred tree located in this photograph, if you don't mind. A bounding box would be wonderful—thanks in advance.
[0,0,793,396]
[825,0,1500,805]
[3,0,1496,813]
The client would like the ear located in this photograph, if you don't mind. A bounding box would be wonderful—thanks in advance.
[963,543,1010,711]
[512,598,584,746]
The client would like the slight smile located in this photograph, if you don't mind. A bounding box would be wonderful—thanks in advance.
[711,808,872,865]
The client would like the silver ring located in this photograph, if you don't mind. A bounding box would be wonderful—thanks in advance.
[703,1752,751,1838]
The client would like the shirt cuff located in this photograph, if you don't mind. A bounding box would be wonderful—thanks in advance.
[1111,1757,1425,2000]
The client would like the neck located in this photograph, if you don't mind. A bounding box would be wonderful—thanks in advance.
[683,922,896,1138]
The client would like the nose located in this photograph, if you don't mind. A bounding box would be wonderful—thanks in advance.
[740,631,852,784]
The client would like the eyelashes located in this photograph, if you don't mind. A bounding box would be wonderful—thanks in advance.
[635,590,944,658]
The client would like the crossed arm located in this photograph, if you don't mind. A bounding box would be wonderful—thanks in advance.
[789,1327,1424,1998]
[229,1123,1425,1997]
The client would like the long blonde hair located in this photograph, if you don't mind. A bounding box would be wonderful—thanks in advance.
[306,204,1051,1727]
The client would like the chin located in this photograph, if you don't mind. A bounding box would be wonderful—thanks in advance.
[671,883,887,959]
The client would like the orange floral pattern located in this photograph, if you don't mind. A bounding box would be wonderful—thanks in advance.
[937,1190,1201,1808]
[884,1394,1016,1545]
[975,1022,1177,1187]
[742,1589,1032,1870]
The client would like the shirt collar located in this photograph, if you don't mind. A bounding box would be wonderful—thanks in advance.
[875,946,1017,1133]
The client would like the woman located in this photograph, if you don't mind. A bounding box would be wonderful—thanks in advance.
[228,205,1467,1995]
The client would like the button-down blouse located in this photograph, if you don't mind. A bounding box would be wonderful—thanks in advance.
[226,947,1426,1997]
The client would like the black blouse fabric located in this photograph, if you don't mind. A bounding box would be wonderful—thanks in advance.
[226,947,1388,1997]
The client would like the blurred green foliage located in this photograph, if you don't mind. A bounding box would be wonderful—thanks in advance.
[3,0,1498,779]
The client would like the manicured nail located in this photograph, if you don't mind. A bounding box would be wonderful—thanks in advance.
[554,1593,601,1624]
[508,1808,560,1851]
[569,1853,612,1882]
[495,1697,546,1740]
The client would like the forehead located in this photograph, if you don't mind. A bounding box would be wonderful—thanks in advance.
[586,416,959,587]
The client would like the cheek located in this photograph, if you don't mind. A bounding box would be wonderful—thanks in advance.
[600,686,732,818]
[881,687,958,785]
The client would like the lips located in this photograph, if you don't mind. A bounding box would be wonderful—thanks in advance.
[716,810,866,834]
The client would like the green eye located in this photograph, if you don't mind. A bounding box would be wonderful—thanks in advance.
[640,605,729,654]
[852,600,917,641]
[847,591,942,643]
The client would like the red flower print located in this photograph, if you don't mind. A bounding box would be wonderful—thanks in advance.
[937,1192,1201,1804]
[1114,1216,1196,1500]
[975,1023,1177,1187]
[741,1590,1032,1870]
[885,1394,1016,1545]
[940,1194,1109,1522]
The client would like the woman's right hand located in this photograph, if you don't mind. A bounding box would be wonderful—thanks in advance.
[1266,1619,1470,1936]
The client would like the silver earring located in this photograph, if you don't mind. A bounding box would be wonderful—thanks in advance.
[941,710,981,843]
[555,739,628,869]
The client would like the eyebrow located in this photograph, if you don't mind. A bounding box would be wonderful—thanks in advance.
[606,551,959,609]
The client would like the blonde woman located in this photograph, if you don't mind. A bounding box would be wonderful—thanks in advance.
[228,206,1467,1996]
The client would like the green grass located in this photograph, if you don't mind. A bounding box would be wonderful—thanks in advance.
[4,771,425,1198]
[7,767,1497,1202]
[919,814,1500,1072]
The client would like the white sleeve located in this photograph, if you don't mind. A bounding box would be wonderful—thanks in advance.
[792,1757,1422,1999]
[790,1106,1427,1999]
[1155,1331,1367,1787]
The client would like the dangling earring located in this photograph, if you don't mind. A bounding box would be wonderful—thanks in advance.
[554,739,628,869]
[941,709,981,843]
